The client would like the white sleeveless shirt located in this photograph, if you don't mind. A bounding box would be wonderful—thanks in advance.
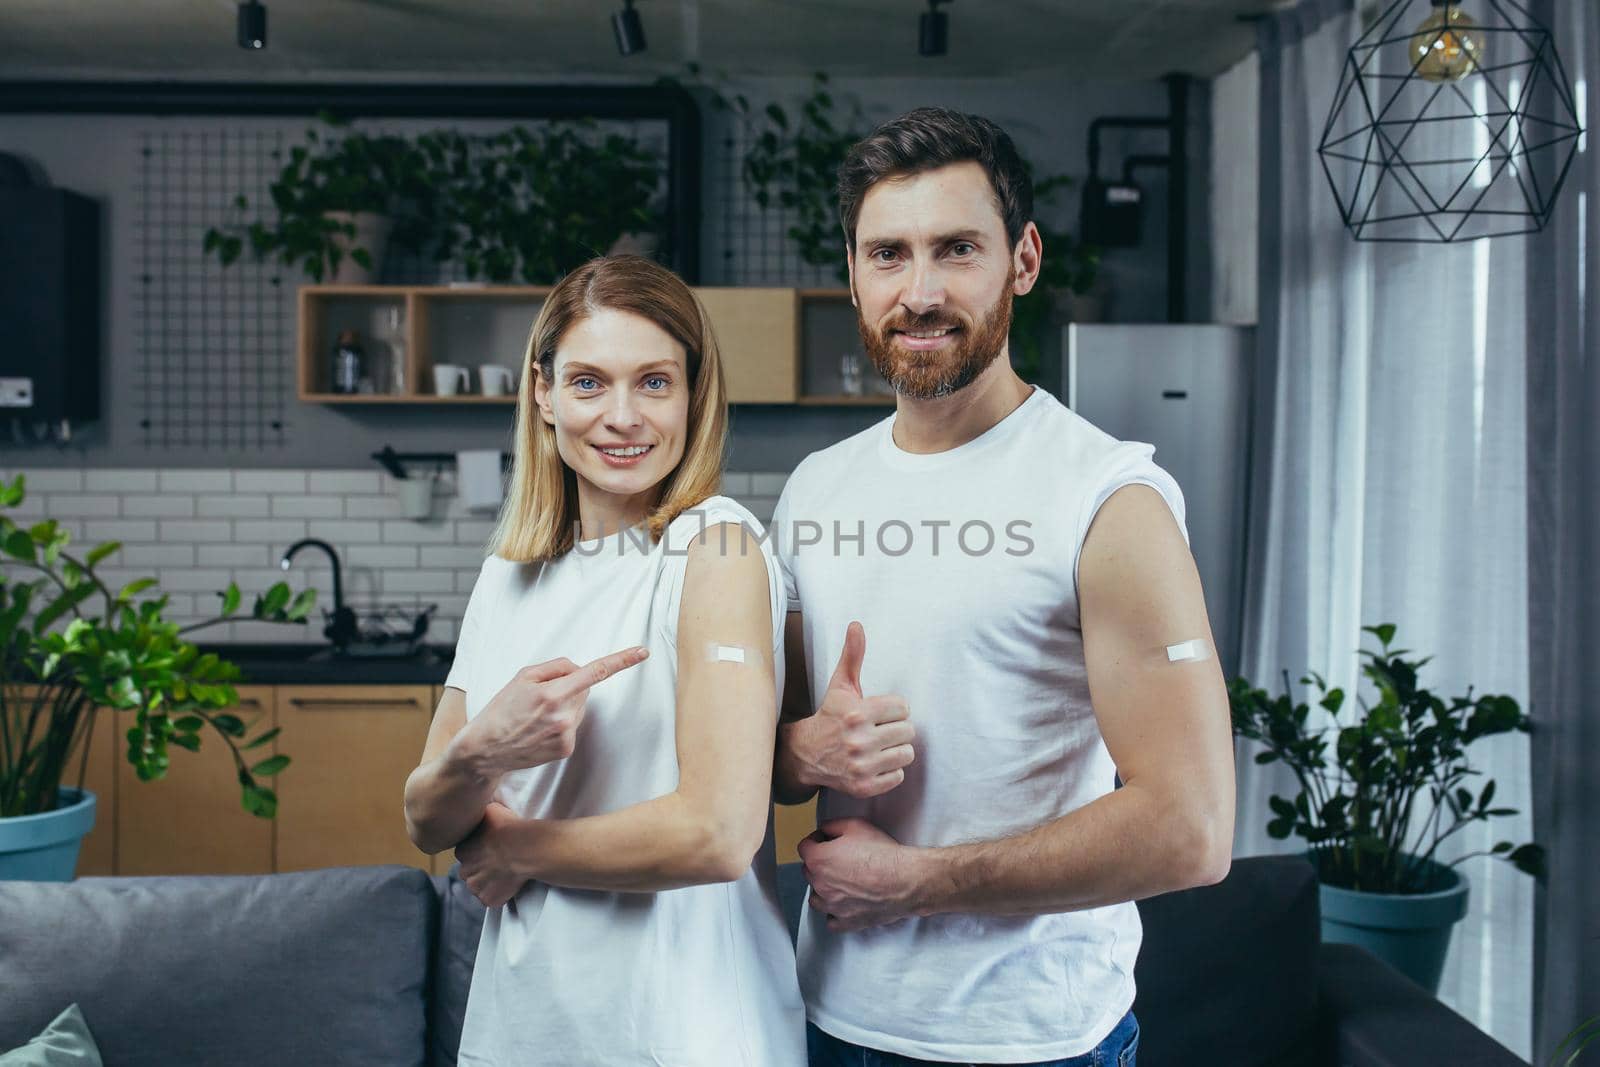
[444,495,806,1067]
[772,387,1189,1062]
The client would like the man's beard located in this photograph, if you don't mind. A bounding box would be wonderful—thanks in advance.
[855,268,1015,400]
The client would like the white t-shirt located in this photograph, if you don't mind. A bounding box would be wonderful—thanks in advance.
[444,495,806,1067]
[771,386,1189,1063]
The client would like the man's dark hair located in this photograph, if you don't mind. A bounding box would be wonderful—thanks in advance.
[837,106,1034,254]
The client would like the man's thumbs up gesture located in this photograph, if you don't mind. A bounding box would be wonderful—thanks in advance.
[790,621,916,798]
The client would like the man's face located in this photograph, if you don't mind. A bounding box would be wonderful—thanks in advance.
[847,161,1033,400]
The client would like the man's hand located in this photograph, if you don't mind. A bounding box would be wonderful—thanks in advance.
[455,801,534,909]
[453,647,649,778]
[797,817,925,932]
[785,622,915,798]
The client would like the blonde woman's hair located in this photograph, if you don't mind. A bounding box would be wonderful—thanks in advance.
[489,255,728,562]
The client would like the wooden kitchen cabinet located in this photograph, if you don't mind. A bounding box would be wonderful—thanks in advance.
[274,684,433,873]
[774,797,817,865]
[694,287,800,403]
[116,686,276,876]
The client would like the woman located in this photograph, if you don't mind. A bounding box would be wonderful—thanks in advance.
[402,256,806,1066]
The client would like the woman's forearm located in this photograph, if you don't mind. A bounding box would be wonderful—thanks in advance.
[509,791,758,892]
[404,727,501,855]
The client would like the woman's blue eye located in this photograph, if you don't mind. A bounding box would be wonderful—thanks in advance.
[573,377,599,391]
[644,376,669,391]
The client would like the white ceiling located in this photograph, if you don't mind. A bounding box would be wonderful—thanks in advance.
[0,0,1266,83]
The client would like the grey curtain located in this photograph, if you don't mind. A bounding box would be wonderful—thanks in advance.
[1528,1,1600,1063]
[1248,0,1538,1055]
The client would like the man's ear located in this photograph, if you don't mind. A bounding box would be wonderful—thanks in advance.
[845,242,857,308]
[1012,221,1043,297]
[533,366,557,427]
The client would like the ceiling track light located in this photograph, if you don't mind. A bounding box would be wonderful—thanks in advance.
[237,0,266,50]
[612,0,647,56]
[919,0,950,57]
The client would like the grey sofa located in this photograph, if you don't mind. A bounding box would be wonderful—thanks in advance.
[0,856,1523,1066]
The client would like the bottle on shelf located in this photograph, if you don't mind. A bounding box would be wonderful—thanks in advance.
[332,330,365,395]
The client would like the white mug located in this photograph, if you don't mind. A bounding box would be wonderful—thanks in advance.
[433,364,470,397]
[478,365,514,396]
[394,473,435,520]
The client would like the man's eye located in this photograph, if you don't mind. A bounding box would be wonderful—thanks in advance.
[950,242,975,256]
[873,248,898,263]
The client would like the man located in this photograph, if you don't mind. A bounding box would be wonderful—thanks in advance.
[770,107,1236,1066]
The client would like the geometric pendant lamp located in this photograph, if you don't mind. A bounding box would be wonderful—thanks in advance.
[1318,0,1584,242]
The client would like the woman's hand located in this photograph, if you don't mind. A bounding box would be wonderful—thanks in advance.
[456,801,534,909]
[455,647,649,777]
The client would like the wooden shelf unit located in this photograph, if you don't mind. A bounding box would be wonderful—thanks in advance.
[298,284,892,406]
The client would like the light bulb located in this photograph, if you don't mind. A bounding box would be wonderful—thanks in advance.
[1408,4,1486,83]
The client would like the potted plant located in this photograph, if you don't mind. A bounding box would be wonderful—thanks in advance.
[0,475,316,881]
[416,121,665,283]
[205,115,666,287]
[1229,622,1544,993]
[204,114,439,284]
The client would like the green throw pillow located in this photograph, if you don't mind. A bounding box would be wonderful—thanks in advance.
[0,1004,102,1067]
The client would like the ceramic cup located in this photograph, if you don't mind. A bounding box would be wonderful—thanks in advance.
[394,474,435,520]
[478,365,514,396]
[433,364,470,397]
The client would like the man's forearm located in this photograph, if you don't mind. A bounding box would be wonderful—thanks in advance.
[404,729,499,855]
[773,716,820,806]
[507,792,754,892]
[906,782,1230,918]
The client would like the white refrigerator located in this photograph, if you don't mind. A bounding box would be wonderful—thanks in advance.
[1064,323,1255,681]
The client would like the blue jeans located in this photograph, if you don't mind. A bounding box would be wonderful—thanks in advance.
[806,1010,1139,1067]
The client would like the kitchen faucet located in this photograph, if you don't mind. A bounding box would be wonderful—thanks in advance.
[280,538,359,649]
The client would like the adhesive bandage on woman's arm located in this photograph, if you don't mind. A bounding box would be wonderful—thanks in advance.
[706,642,760,666]
[1164,638,1213,664]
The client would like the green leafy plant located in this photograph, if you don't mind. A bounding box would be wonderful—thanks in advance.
[738,72,868,279]
[687,68,1099,383]
[1010,171,1100,381]
[203,114,666,284]
[0,475,316,821]
[203,115,437,282]
[417,122,664,283]
[1229,622,1544,893]
[1553,1012,1600,1065]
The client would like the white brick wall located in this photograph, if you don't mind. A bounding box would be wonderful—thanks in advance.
[0,467,792,647]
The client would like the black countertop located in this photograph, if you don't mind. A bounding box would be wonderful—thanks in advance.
[191,643,456,686]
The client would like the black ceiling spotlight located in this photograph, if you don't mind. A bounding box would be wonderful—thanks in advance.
[919,0,950,57]
[236,1,266,50]
[612,0,646,56]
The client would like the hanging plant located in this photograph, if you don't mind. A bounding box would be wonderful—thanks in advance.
[203,115,666,284]
[203,114,437,282]
[419,122,664,284]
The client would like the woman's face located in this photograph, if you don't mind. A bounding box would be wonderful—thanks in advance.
[534,307,691,520]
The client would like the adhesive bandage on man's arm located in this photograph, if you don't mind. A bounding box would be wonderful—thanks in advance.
[1164,638,1213,664]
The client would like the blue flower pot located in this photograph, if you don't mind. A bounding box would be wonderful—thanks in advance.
[1312,851,1469,994]
[0,787,97,882]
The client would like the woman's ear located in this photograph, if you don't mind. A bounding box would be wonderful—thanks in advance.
[533,364,557,427]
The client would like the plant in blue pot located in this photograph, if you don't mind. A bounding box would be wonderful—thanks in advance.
[1228,622,1544,993]
[0,475,316,881]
